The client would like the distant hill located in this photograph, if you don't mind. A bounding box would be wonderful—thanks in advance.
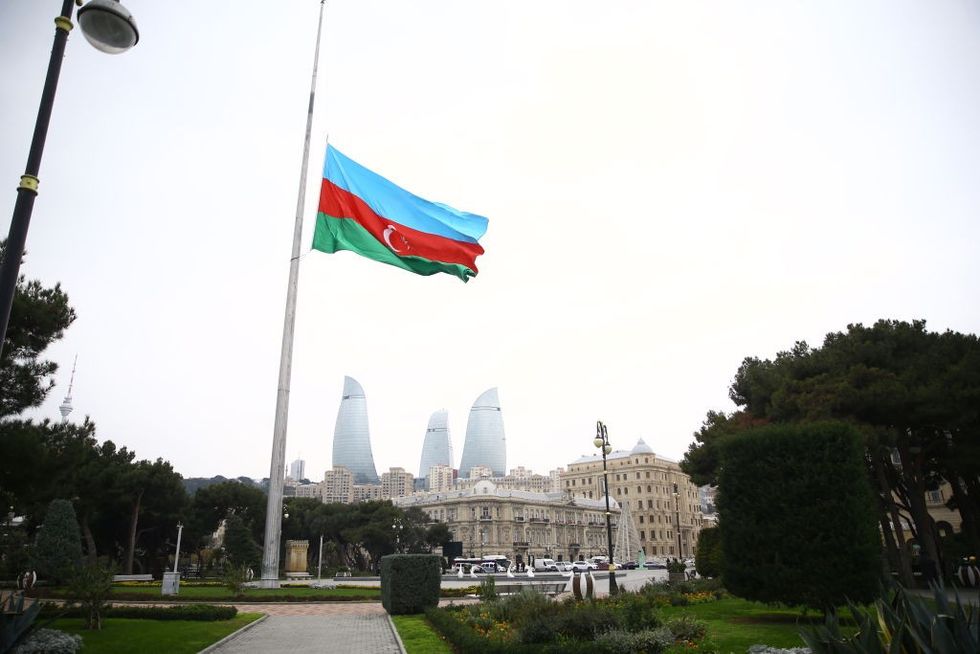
[182,475,267,495]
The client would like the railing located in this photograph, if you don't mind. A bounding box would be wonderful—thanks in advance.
[514,516,525,522]
[529,517,550,523]
[479,515,493,521]
[569,542,581,548]
[513,541,530,547]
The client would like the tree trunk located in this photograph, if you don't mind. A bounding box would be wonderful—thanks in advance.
[899,444,942,584]
[873,451,915,586]
[952,476,980,554]
[124,491,144,575]
[81,512,98,566]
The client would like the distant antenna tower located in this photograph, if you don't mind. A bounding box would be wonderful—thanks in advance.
[58,355,77,423]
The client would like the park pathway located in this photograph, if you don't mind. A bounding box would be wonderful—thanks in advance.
[207,603,402,654]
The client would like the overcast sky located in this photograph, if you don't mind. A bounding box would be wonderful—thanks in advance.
[3,1,979,482]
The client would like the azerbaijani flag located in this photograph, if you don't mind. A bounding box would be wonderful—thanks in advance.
[312,146,488,282]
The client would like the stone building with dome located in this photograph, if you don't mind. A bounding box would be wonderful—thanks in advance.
[561,439,704,559]
[391,479,620,564]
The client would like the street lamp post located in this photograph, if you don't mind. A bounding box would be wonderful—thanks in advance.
[673,483,682,558]
[392,520,404,553]
[0,0,139,358]
[594,420,618,595]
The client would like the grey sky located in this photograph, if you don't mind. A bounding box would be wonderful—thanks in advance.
[3,1,979,481]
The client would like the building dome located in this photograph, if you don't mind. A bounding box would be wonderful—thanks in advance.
[630,438,654,455]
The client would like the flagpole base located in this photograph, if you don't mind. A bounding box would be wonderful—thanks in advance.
[258,576,281,589]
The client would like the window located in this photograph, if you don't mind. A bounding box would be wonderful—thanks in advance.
[645,471,650,478]
[640,530,645,539]
[647,485,651,492]
[639,515,644,523]
[647,500,653,508]
[637,486,642,493]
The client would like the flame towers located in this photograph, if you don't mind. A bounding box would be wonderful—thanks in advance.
[458,387,506,477]
[332,376,379,484]
[418,410,453,479]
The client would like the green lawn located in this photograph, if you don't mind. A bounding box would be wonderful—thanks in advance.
[50,614,262,654]
[391,615,453,654]
[660,598,851,652]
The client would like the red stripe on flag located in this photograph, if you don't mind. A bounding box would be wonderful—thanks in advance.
[318,179,484,270]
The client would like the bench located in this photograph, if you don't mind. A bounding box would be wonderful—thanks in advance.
[112,574,153,582]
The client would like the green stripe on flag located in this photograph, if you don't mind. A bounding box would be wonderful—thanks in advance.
[312,213,475,282]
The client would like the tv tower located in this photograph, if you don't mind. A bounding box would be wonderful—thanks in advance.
[58,355,77,423]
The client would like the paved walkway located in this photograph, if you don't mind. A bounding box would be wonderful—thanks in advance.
[209,608,401,653]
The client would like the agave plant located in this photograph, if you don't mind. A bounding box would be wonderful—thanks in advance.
[0,591,41,654]
[802,583,979,653]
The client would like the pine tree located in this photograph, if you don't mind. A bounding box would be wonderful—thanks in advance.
[34,499,82,584]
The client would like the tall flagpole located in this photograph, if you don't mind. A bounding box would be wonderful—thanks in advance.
[260,0,327,589]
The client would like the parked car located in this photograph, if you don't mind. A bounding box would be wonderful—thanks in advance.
[620,561,638,570]
[554,561,575,572]
[571,560,597,572]
[643,560,667,570]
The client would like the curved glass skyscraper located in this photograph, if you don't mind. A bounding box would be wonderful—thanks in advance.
[332,376,379,484]
[458,388,506,477]
[418,409,453,479]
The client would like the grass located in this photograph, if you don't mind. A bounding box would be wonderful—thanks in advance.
[49,614,262,654]
[391,614,453,654]
[659,597,853,652]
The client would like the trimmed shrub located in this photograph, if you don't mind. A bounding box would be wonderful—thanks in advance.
[695,526,722,578]
[12,628,81,654]
[33,500,82,585]
[380,554,440,615]
[718,422,881,611]
[667,614,708,641]
[42,603,237,622]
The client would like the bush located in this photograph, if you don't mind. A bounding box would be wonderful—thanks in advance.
[695,527,722,578]
[593,627,674,653]
[42,604,237,621]
[380,554,441,615]
[479,575,498,602]
[222,563,249,595]
[718,422,881,611]
[33,500,82,585]
[667,614,708,641]
[67,564,114,630]
[12,628,81,654]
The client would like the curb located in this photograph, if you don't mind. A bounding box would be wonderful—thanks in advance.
[385,614,408,654]
[198,613,268,653]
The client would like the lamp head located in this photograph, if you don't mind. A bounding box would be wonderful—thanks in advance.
[593,437,604,449]
[77,0,139,54]
[603,444,612,455]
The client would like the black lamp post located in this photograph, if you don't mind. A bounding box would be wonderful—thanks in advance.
[673,483,682,558]
[594,420,618,595]
[0,0,138,359]
[392,519,404,553]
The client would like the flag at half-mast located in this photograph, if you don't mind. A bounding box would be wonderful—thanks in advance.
[312,146,489,282]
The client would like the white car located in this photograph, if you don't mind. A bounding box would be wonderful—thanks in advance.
[554,561,575,572]
[570,561,596,572]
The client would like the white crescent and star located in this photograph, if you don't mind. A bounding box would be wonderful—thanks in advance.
[383,225,405,253]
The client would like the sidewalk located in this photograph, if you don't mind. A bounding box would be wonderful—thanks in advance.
[207,608,401,653]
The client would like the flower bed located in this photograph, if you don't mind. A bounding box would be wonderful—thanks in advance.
[427,582,721,653]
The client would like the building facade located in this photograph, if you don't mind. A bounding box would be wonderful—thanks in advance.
[458,388,506,477]
[392,479,620,563]
[455,467,563,494]
[562,439,704,558]
[322,466,354,504]
[381,467,415,499]
[332,376,380,484]
[289,458,306,481]
[427,464,454,492]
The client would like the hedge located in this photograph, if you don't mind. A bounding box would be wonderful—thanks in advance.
[380,554,440,615]
[39,604,237,621]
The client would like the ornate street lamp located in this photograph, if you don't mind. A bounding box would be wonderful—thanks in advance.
[673,483,682,558]
[392,519,404,553]
[0,0,138,358]
[594,420,618,595]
